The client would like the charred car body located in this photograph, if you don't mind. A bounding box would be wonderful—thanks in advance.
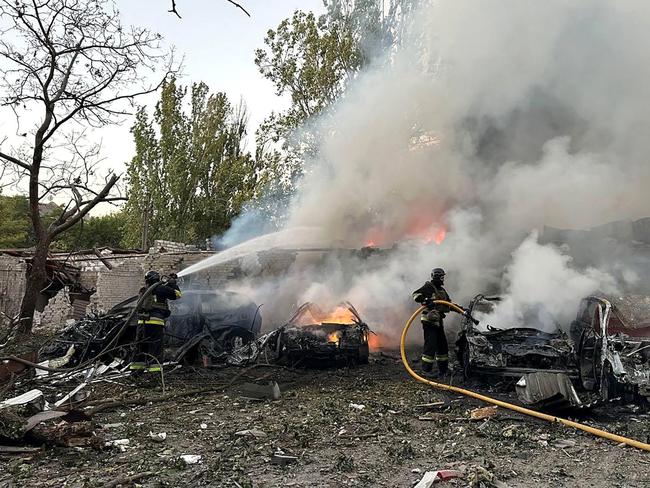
[272,302,371,366]
[42,290,262,366]
[457,294,576,379]
[571,295,650,401]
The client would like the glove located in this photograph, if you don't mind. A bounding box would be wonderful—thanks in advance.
[423,298,434,309]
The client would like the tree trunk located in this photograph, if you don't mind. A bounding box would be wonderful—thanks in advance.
[18,238,50,333]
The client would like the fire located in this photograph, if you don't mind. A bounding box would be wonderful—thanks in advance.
[317,306,357,324]
[327,331,341,344]
[368,331,391,351]
[292,304,358,327]
[363,221,447,247]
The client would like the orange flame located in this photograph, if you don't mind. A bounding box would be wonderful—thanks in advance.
[293,305,357,326]
[363,222,447,247]
[327,331,341,344]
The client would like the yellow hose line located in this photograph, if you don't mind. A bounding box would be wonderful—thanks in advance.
[401,302,650,452]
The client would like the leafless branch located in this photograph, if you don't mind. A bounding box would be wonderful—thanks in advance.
[0,0,176,328]
[226,0,251,17]
[168,0,181,19]
[168,0,250,19]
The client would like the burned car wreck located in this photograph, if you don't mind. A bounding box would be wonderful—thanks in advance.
[41,289,262,367]
[457,294,576,379]
[271,302,371,366]
[571,295,650,401]
[457,293,650,408]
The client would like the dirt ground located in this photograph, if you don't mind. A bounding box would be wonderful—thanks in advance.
[1,353,650,488]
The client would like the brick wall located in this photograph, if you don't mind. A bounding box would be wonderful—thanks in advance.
[33,287,72,331]
[0,249,314,322]
[0,256,27,319]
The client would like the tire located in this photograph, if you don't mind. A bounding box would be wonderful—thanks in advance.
[222,328,254,352]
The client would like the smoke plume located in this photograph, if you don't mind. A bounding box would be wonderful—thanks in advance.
[198,0,650,341]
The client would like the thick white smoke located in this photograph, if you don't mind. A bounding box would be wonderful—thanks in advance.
[202,0,650,343]
[477,232,619,332]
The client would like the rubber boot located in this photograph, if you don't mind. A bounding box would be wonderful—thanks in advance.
[437,361,449,380]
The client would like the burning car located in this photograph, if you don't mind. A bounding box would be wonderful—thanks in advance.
[457,294,576,379]
[571,295,650,401]
[273,302,371,366]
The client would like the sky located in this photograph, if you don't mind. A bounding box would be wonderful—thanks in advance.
[102,0,325,170]
[0,0,324,207]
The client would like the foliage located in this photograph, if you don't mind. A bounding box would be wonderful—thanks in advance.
[55,212,127,251]
[0,195,31,248]
[251,0,420,222]
[123,77,260,247]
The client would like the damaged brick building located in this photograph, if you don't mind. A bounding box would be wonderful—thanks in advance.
[0,240,378,330]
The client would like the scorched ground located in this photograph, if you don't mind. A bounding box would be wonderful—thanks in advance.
[2,355,649,488]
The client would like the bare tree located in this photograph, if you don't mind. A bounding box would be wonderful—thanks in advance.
[0,0,174,332]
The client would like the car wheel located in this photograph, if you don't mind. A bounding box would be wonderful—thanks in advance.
[222,328,254,352]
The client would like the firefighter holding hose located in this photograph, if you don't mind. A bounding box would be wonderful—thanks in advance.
[412,267,452,377]
[130,270,182,372]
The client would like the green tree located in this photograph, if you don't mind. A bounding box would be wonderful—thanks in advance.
[252,0,420,220]
[55,212,127,251]
[124,78,260,247]
[0,195,31,248]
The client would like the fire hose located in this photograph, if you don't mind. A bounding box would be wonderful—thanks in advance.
[0,282,161,374]
[400,301,650,452]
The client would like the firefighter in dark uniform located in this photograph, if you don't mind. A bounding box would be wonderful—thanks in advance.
[130,270,182,372]
[412,268,451,376]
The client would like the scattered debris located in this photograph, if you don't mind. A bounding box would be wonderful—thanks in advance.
[516,372,587,411]
[31,420,103,448]
[0,445,42,454]
[414,469,463,487]
[236,381,281,401]
[235,429,267,438]
[553,438,577,449]
[105,438,130,452]
[0,352,38,384]
[23,410,68,433]
[470,405,499,420]
[180,454,202,465]
[414,401,446,411]
[467,465,507,488]
[0,389,44,411]
[98,471,155,488]
[271,452,299,466]
[148,431,167,442]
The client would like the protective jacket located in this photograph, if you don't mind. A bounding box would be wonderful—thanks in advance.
[413,280,451,372]
[137,282,182,326]
[412,281,450,324]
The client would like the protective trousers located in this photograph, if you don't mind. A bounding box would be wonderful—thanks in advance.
[136,323,164,371]
[421,317,449,374]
